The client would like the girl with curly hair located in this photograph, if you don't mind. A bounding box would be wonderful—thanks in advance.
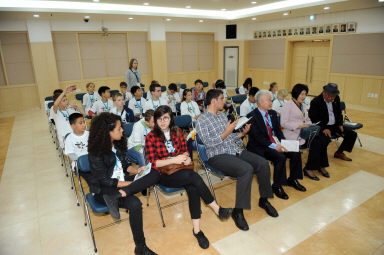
[88,112,157,255]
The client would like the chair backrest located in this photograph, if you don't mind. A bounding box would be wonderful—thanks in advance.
[180,84,187,89]
[143,92,147,99]
[174,115,192,128]
[75,93,86,101]
[195,134,209,163]
[141,87,145,93]
[124,100,130,110]
[235,88,239,94]
[236,105,240,115]
[110,90,120,97]
[45,96,53,101]
[231,94,247,104]
[176,103,181,113]
[340,101,346,112]
[123,122,135,137]
[161,85,167,92]
[202,82,209,88]
[78,154,91,172]
[47,102,54,109]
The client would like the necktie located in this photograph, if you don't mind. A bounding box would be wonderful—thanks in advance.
[265,112,274,143]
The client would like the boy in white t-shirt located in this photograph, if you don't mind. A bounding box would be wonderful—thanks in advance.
[110,92,134,123]
[143,83,167,113]
[128,85,145,121]
[161,83,180,113]
[127,110,155,167]
[240,87,259,117]
[82,82,101,113]
[53,85,86,148]
[89,86,113,116]
[120,81,133,102]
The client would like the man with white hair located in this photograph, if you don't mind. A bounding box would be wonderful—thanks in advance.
[247,90,306,200]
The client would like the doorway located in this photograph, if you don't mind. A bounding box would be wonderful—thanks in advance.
[224,46,239,89]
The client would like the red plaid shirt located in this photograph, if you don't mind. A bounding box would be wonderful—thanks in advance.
[145,128,188,173]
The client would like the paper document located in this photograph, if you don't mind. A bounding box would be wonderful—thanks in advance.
[235,116,253,130]
[281,140,300,152]
[134,162,152,181]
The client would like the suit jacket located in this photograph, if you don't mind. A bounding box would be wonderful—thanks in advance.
[308,94,343,131]
[246,108,285,155]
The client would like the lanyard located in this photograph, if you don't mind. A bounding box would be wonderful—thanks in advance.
[102,100,109,111]
[89,93,94,105]
[277,98,283,107]
[187,101,196,115]
[264,112,275,135]
[135,98,142,113]
[151,99,160,110]
[300,105,305,117]
[131,69,139,83]
[194,90,197,101]
[59,108,69,121]
[248,100,256,111]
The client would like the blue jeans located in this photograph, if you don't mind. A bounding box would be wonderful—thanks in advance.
[127,147,146,167]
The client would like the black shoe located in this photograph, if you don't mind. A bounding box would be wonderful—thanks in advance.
[304,168,320,181]
[318,168,330,178]
[258,199,278,217]
[218,207,233,220]
[134,244,158,255]
[103,193,121,220]
[272,185,289,200]
[231,210,249,231]
[287,179,306,192]
[193,230,209,249]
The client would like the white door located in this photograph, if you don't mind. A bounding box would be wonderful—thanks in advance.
[224,47,239,89]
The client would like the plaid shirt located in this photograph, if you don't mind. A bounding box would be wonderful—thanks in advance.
[196,111,243,159]
[145,128,188,173]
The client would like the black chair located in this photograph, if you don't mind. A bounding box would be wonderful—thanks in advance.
[180,84,187,89]
[236,106,240,115]
[176,103,181,115]
[75,93,86,102]
[161,86,166,92]
[202,82,209,87]
[231,94,247,105]
[110,90,120,97]
[45,96,53,101]
[235,88,240,94]
[340,101,363,147]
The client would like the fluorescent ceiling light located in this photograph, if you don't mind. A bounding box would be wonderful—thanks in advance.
[165,18,171,21]
[283,12,289,15]
[323,6,330,9]
[0,0,346,20]
[33,13,39,17]
[251,17,256,20]
[92,0,99,2]
[251,1,257,4]
[221,8,227,11]
[84,15,90,18]
[309,14,314,20]
[143,2,149,6]
[199,19,204,22]
[128,17,133,19]
[185,5,191,8]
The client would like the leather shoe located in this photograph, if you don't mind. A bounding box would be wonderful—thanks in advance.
[334,152,352,161]
[218,207,233,220]
[134,244,158,255]
[231,210,249,231]
[272,185,289,200]
[287,179,306,192]
[304,168,320,181]
[318,168,330,178]
[193,230,209,249]
[259,199,278,217]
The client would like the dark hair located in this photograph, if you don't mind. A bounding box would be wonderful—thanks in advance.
[182,89,191,102]
[88,113,127,157]
[153,105,178,140]
[194,79,203,85]
[98,86,110,96]
[131,85,141,95]
[243,78,252,89]
[129,58,137,69]
[149,83,161,92]
[53,91,63,102]
[143,109,154,121]
[206,89,223,105]
[269,82,277,91]
[69,113,84,125]
[249,87,259,97]
[215,79,226,89]
[291,83,309,100]
[168,83,177,92]
[120,81,127,88]
[53,89,63,96]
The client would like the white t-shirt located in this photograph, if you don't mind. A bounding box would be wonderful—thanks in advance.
[128,97,145,117]
[110,106,127,123]
[124,92,133,102]
[90,99,113,114]
[180,101,201,118]
[162,91,180,113]
[146,92,152,101]
[83,92,101,113]
[240,98,257,117]
[49,107,55,121]
[128,120,151,151]
[64,131,89,158]
[178,88,184,99]
[53,107,77,148]
[111,147,125,181]
[272,98,287,115]
[143,98,166,113]
[238,86,248,95]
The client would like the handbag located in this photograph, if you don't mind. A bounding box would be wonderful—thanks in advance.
[299,124,320,140]
[158,161,194,175]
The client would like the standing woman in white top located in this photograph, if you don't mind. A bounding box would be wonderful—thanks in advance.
[271,88,288,115]
[125,58,142,91]
[239,77,252,95]
[180,89,201,120]
[269,82,278,101]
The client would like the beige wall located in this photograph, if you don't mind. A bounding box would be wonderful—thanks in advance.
[0,84,39,112]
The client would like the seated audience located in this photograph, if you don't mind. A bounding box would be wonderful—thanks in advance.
[82,82,100,113]
[196,89,278,232]
[145,80,160,101]
[191,79,206,111]
[269,82,278,101]
[127,110,155,167]
[128,85,145,121]
[180,89,201,120]
[87,113,157,255]
[110,92,134,123]
[161,83,180,113]
[240,87,259,117]
[49,89,63,123]
[143,83,167,112]
[89,86,113,116]
[281,84,330,180]
[176,83,184,99]
[309,83,357,161]
[239,77,252,95]
[271,88,288,115]
[120,81,133,102]
[247,90,306,201]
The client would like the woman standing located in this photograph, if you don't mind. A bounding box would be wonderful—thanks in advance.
[88,113,157,255]
[126,58,142,91]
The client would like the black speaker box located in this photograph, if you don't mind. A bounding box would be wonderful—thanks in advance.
[226,24,237,39]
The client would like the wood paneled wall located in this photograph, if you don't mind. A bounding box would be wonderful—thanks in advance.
[0,84,40,112]
[246,68,285,90]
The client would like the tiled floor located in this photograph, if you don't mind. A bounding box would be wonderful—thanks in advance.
[0,107,383,255]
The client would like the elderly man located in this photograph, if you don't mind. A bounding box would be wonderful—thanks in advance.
[309,83,357,161]
[247,90,306,201]
[196,89,278,232]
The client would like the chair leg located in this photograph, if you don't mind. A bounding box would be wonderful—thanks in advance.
[146,187,150,207]
[84,200,98,253]
[153,186,166,227]
[67,157,80,206]
[357,134,363,147]
[60,149,69,177]
[204,168,217,202]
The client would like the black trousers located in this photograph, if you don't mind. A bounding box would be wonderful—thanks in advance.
[121,169,215,219]
[305,134,330,170]
[327,125,357,153]
[94,193,145,246]
[208,150,273,210]
[261,148,303,186]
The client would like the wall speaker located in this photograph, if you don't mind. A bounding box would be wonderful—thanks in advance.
[226,24,237,39]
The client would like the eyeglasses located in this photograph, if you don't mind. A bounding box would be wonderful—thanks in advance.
[158,116,170,122]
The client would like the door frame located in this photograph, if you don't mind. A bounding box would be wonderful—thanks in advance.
[223,46,239,88]
[283,35,334,96]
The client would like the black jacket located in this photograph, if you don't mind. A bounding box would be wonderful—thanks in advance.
[308,93,343,131]
[88,149,133,195]
[246,108,284,155]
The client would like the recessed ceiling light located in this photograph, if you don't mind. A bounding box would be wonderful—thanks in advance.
[84,15,90,19]
[166,18,171,21]
[185,5,191,8]
[251,1,257,4]
[323,6,330,10]
[221,8,227,11]
[128,17,134,20]
[283,12,289,16]
[251,17,256,20]
[199,19,204,22]
[33,14,39,18]
[143,2,149,5]
[92,0,99,2]
[309,14,315,20]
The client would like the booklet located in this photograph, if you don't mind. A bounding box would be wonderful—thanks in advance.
[134,162,152,181]
[281,139,300,152]
[235,116,253,130]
